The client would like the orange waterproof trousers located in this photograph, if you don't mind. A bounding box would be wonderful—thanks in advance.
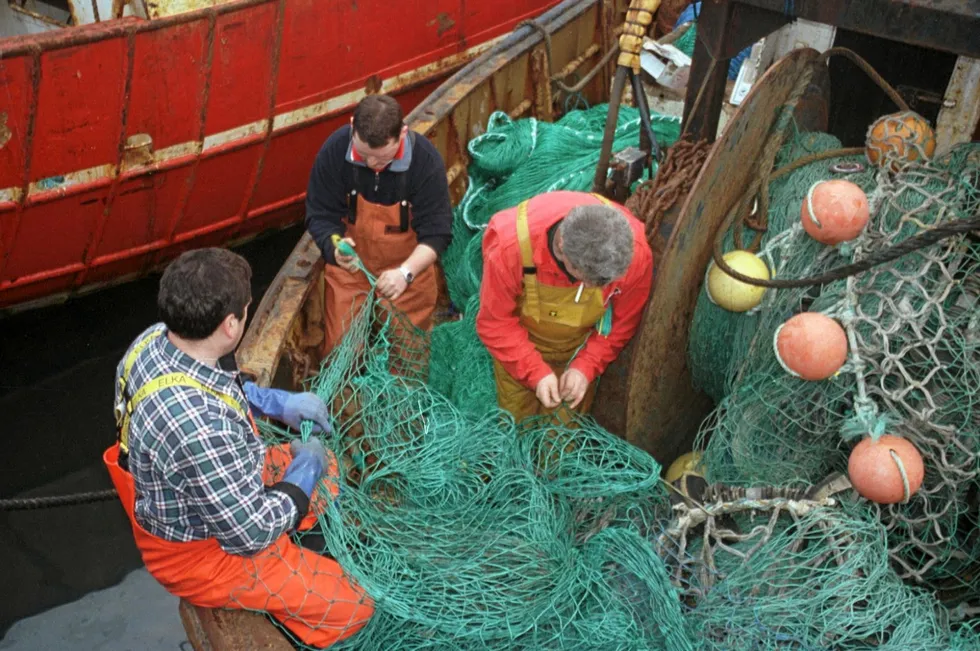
[103,444,373,649]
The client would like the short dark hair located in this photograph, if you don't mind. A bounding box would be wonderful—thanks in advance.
[158,248,252,340]
[352,94,404,148]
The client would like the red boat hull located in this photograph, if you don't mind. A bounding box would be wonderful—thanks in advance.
[0,0,560,311]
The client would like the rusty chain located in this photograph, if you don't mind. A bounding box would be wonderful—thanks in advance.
[626,138,712,244]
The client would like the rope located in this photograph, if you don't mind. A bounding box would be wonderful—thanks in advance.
[703,45,967,288]
[516,19,619,94]
[712,210,980,289]
[769,147,866,181]
[817,47,909,112]
[627,138,711,243]
[0,488,118,511]
[889,449,912,505]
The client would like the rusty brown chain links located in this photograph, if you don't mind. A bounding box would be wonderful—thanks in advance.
[626,138,711,245]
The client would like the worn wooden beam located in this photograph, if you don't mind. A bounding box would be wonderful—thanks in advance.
[179,600,293,651]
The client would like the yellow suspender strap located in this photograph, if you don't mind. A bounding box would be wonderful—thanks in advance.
[119,373,248,454]
[515,200,541,321]
[590,193,613,207]
[115,327,248,453]
[118,330,163,395]
[514,195,613,321]
[116,329,165,451]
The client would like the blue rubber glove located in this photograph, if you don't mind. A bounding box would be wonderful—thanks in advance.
[281,438,327,498]
[243,382,333,435]
[282,392,333,435]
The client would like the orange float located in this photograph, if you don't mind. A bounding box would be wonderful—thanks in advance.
[848,435,925,504]
[774,312,848,381]
[801,179,870,245]
[866,111,936,170]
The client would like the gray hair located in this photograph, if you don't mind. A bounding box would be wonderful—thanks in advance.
[558,204,634,285]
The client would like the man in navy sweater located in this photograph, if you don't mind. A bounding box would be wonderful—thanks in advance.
[305,94,453,354]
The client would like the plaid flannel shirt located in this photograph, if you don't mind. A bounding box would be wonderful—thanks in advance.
[114,323,298,556]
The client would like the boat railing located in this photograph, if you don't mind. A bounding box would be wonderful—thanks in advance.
[0,0,276,51]
[0,0,264,35]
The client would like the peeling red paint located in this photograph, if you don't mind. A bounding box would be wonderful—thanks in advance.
[429,12,456,37]
[364,74,383,94]
[0,113,11,150]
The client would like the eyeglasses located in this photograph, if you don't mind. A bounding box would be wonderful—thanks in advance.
[350,121,406,170]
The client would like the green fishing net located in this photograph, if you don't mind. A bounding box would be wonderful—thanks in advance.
[250,102,979,649]
[690,128,980,598]
[433,104,680,417]
[442,104,681,309]
[658,486,959,649]
[267,298,687,650]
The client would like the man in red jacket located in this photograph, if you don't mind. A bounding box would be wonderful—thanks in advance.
[476,190,653,424]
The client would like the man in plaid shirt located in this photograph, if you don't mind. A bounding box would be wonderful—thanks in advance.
[104,248,373,648]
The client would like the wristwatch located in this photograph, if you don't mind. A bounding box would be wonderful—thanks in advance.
[398,266,415,285]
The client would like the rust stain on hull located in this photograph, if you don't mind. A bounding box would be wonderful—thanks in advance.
[396,46,484,92]
[428,12,457,37]
[238,235,322,387]
[364,74,383,95]
[0,113,11,150]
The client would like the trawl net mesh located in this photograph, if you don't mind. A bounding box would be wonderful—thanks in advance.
[694,138,980,594]
[250,106,979,649]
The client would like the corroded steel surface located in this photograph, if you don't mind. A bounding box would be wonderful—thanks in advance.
[622,48,829,466]
[408,0,609,134]
[238,235,321,388]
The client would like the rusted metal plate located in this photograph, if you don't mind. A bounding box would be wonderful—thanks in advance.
[178,599,293,651]
[407,0,617,134]
[622,47,827,466]
[795,55,831,133]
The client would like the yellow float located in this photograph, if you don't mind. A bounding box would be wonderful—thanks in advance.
[664,450,703,484]
[705,250,770,312]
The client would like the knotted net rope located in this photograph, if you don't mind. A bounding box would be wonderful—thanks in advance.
[254,104,692,649]
[691,133,980,598]
[250,100,979,648]
[657,486,958,649]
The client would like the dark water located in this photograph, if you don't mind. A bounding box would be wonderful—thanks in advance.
[0,224,305,633]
